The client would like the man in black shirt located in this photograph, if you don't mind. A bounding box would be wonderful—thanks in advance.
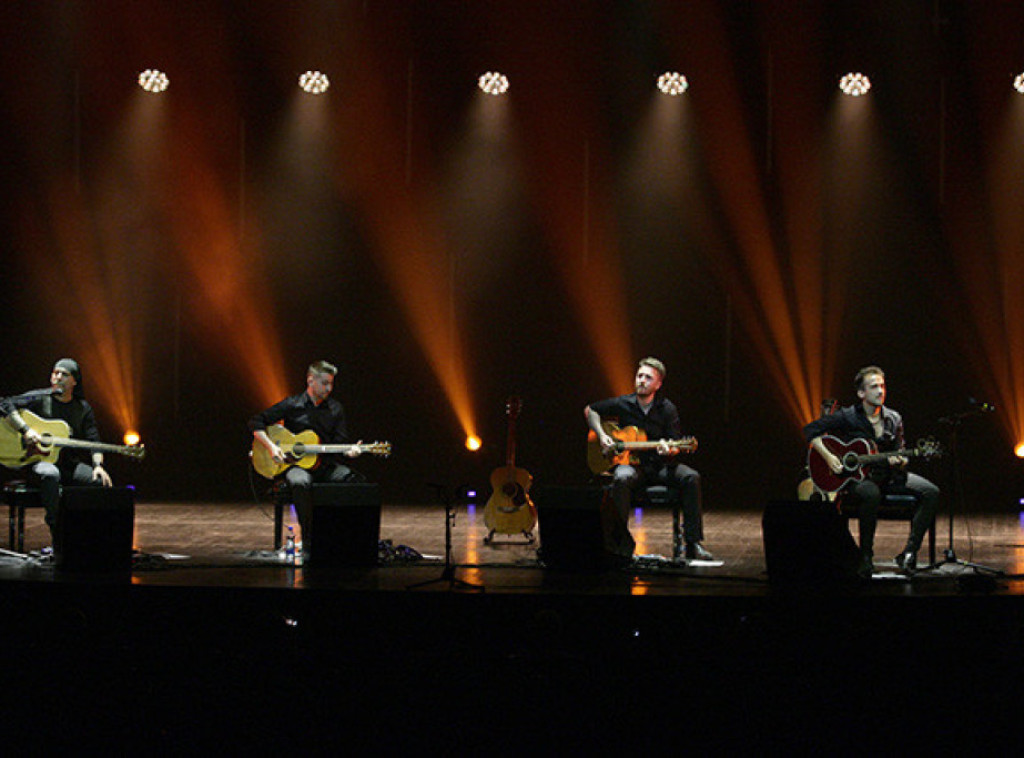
[1,358,113,541]
[803,365,939,576]
[585,357,712,562]
[249,360,364,551]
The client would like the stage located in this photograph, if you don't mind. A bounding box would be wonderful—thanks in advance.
[3,502,1024,751]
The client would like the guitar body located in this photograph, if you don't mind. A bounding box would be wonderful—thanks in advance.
[252,424,392,479]
[483,465,536,534]
[806,435,876,495]
[252,426,322,479]
[587,422,698,475]
[483,397,537,538]
[0,413,73,468]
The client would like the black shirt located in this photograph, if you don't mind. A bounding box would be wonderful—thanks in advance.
[589,392,683,468]
[249,392,350,460]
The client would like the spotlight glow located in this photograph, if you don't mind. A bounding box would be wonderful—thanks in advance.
[1015,73,1024,94]
[465,435,482,452]
[478,71,509,96]
[123,430,141,447]
[839,72,871,96]
[657,72,689,95]
[1015,442,1024,458]
[299,71,330,94]
[138,69,169,93]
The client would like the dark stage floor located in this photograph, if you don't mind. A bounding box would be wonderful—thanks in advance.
[4,502,1024,751]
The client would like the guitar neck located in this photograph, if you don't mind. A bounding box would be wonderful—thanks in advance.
[620,439,693,451]
[853,448,919,466]
[301,443,366,455]
[50,437,135,456]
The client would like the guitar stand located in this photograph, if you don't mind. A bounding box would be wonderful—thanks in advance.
[407,484,483,592]
[921,409,1004,579]
[483,528,535,545]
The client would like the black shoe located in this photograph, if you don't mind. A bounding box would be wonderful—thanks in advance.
[858,554,874,579]
[685,542,714,561]
[895,550,918,573]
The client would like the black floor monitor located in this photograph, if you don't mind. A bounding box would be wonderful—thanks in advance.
[534,484,607,570]
[55,485,135,572]
[308,483,381,567]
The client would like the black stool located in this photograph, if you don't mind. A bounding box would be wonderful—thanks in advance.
[3,480,44,553]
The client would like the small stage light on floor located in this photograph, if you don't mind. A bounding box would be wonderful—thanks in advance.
[1015,442,1024,458]
[1014,73,1024,94]
[124,430,141,447]
[138,69,169,93]
[465,435,482,451]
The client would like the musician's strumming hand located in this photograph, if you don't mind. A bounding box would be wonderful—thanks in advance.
[599,433,616,456]
[825,452,843,474]
[346,440,363,458]
[22,427,42,448]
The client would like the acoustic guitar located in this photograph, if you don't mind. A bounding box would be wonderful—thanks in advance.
[0,410,146,469]
[252,424,392,479]
[483,397,536,541]
[587,421,698,475]
[806,434,942,495]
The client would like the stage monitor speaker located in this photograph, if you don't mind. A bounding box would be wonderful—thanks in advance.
[308,483,381,567]
[55,485,135,573]
[762,499,861,586]
[534,485,607,570]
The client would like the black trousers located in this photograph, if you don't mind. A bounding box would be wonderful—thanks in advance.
[603,462,705,557]
[28,459,97,538]
[846,472,940,557]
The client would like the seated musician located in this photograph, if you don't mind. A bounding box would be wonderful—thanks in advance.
[584,357,712,562]
[248,360,364,554]
[803,365,939,576]
[0,359,113,543]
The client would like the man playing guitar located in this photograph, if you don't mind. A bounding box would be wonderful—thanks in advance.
[803,366,940,576]
[585,357,712,563]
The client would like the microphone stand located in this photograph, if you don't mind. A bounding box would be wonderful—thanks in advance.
[928,408,1003,577]
[407,483,483,591]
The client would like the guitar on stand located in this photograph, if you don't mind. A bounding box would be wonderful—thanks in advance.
[587,421,698,475]
[483,397,536,544]
[0,410,146,469]
[806,434,942,497]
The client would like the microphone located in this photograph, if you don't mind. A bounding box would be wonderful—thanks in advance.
[968,397,996,413]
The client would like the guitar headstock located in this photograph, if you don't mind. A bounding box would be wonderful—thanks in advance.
[914,437,942,459]
[679,436,698,453]
[506,396,523,419]
[365,442,392,458]
[125,444,146,461]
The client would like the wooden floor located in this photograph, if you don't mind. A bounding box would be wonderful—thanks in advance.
[4,500,1024,594]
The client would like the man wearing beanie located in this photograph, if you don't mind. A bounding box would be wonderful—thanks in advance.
[1,358,113,542]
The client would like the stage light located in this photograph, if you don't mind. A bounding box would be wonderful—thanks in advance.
[657,72,689,95]
[465,435,482,451]
[123,430,141,447]
[299,71,330,94]
[1015,73,1024,94]
[138,69,169,93]
[478,71,509,96]
[1015,442,1024,458]
[839,72,871,96]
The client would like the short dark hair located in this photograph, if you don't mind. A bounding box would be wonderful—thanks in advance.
[308,360,338,377]
[638,357,666,380]
[854,365,884,391]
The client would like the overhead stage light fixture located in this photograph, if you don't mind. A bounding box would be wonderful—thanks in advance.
[1015,73,1024,94]
[478,71,509,96]
[299,71,330,94]
[657,72,689,95]
[138,69,169,93]
[839,72,871,96]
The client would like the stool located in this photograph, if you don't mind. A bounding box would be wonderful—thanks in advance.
[838,491,937,566]
[3,480,44,553]
[640,485,685,560]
